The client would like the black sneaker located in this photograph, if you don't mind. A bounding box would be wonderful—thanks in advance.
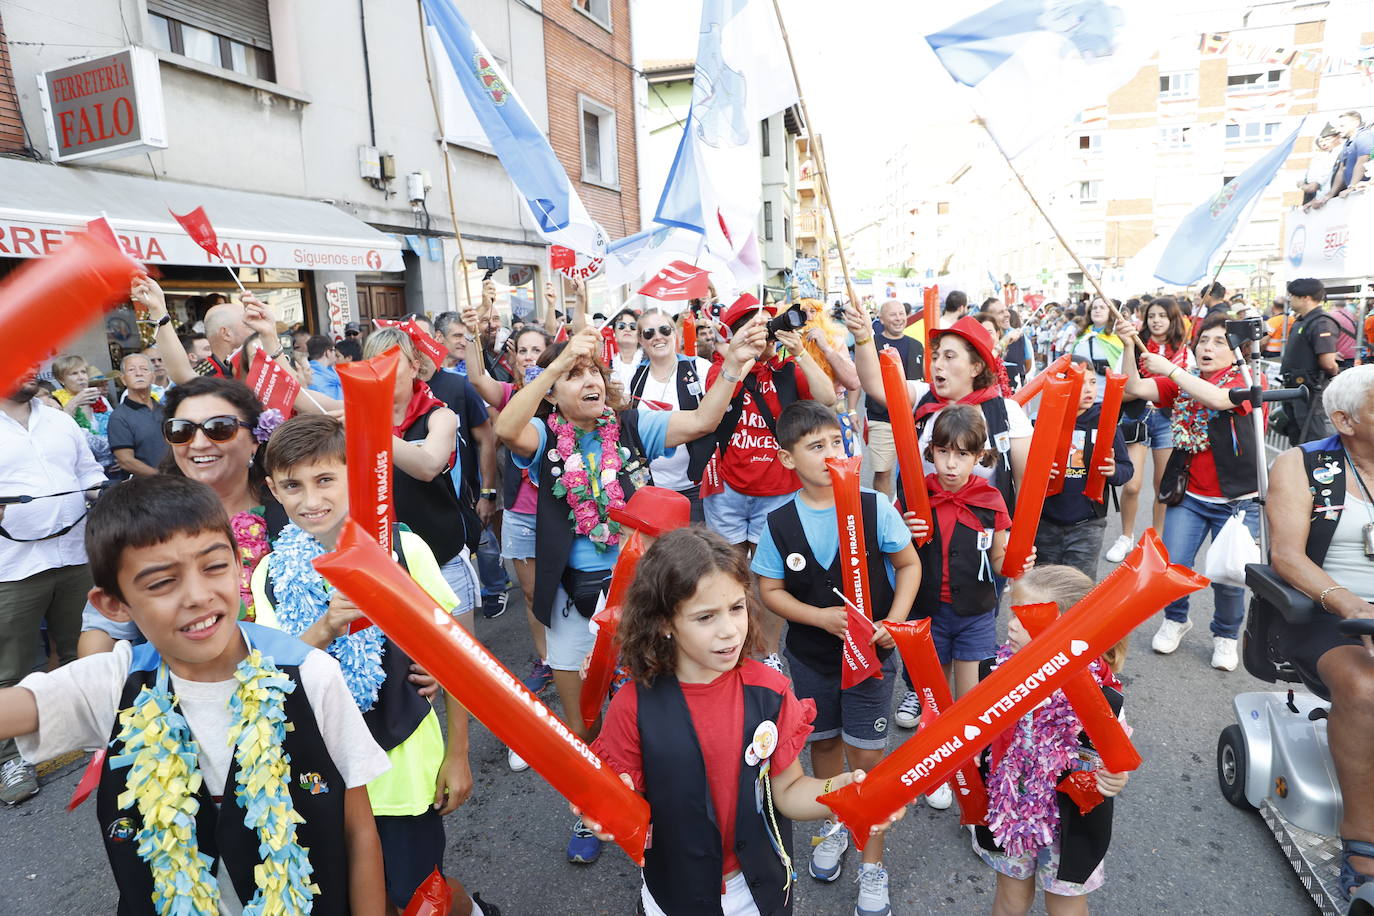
[481,591,509,619]
[521,659,554,695]
[472,892,501,916]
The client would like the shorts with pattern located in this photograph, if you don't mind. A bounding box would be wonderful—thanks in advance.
[973,832,1105,896]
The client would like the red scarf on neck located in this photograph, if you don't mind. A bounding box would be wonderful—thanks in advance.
[926,473,1005,533]
[912,383,1001,423]
[394,380,446,436]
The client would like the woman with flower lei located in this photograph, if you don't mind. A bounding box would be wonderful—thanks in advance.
[495,320,766,864]
[974,566,1131,916]
[1120,314,1262,671]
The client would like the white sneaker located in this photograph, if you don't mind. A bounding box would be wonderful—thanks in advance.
[925,782,954,810]
[808,819,849,882]
[854,862,891,916]
[1212,636,1239,671]
[1151,618,1193,655]
[762,653,785,674]
[507,747,529,772]
[894,690,922,729]
[1104,534,1133,563]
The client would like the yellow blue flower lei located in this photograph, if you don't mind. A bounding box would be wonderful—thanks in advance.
[111,648,318,915]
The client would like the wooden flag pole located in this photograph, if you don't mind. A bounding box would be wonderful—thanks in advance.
[417,0,474,313]
[770,0,859,310]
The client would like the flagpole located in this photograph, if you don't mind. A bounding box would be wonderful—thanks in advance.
[769,0,859,310]
[416,0,474,314]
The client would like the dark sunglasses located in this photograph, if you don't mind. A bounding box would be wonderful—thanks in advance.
[640,325,674,340]
[163,415,252,445]
[614,321,637,331]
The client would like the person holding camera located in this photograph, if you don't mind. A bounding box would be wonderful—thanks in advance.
[1281,277,1343,446]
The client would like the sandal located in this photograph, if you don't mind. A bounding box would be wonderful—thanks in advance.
[1340,839,1374,900]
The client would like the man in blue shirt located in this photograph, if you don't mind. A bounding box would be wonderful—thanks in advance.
[305,335,343,399]
[1311,111,1372,209]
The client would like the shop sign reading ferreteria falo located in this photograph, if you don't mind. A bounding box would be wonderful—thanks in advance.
[37,47,168,163]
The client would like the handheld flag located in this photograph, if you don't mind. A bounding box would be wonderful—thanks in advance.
[168,206,219,257]
[245,348,301,418]
[638,261,712,302]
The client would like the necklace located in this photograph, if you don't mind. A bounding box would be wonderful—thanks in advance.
[547,409,626,550]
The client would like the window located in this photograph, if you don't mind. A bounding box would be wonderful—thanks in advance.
[1225,121,1281,145]
[1076,133,1102,152]
[1078,180,1100,204]
[578,96,618,187]
[783,215,791,245]
[1158,126,1194,149]
[146,8,274,81]
[761,118,771,157]
[1076,235,1104,252]
[573,0,612,30]
[1227,68,1284,92]
[763,201,774,241]
[1159,71,1197,98]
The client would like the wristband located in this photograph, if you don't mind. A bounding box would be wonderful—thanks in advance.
[722,368,741,384]
[480,488,497,500]
[268,348,284,361]
[1167,367,1180,381]
[154,314,172,329]
[853,336,872,346]
[821,777,834,795]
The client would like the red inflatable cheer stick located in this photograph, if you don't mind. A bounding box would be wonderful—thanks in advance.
[681,309,697,357]
[316,521,651,863]
[885,620,989,825]
[1012,355,1071,408]
[1045,363,1084,498]
[878,348,932,546]
[1083,372,1126,504]
[402,868,452,916]
[578,530,645,732]
[819,530,1206,850]
[1012,601,1141,773]
[828,456,883,689]
[337,349,400,633]
[921,286,938,383]
[1001,371,1076,577]
[0,232,139,399]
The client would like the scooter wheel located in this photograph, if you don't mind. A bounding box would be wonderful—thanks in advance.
[1217,724,1255,810]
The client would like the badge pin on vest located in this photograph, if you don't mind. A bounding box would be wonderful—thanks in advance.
[785,552,806,572]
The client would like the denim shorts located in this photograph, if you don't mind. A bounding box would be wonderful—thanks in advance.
[500,510,537,561]
[784,648,896,750]
[702,482,795,545]
[929,601,997,664]
[439,549,479,616]
[546,584,601,671]
[1145,408,1173,450]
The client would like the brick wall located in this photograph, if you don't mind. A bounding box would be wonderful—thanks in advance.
[543,0,640,238]
[0,14,28,153]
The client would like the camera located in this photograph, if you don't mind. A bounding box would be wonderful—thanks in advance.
[1225,317,1265,350]
[829,301,845,322]
[476,255,504,280]
[766,305,805,341]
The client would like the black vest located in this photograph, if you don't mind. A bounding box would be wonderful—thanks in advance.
[1201,393,1261,499]
[264,531,431,753]
[912,394,1016,510]
[766,492,897,674]
[867,336,923,423]
[1280,309,1338,384]
[396,404,474,564]
[916,500,999,617]
[97,624,348,916]
[531,410,653,626]
[630,355,717,484]
[1300,434,1348,566]
[637,670,792,916]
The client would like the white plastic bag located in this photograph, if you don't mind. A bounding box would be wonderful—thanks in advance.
[1204,509,1261,589]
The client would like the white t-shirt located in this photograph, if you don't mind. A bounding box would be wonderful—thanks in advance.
[611,350,641,393]
[632,356,712,492]
[16,638,388,916]
[907,380,1033,481]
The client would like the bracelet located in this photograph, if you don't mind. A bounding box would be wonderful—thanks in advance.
[1167,366,1180,381]
[267,348,284,360]
[154,314,172,329]
[853,336,872,346]
[821,777,834,795]
[1319,584,1350,611]
[722,368,741,384]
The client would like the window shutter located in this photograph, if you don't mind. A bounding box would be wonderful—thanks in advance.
[149,0,272,49]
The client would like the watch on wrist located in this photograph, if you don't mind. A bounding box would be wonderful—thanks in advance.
[479,489,498,501]
[154,314,172,329]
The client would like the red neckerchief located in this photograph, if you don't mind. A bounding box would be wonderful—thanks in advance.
[394,380,446,436]
[912,384,1001,423]
[926,473,1003,533]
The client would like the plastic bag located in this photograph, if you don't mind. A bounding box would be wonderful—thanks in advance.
[1203,509,1260,589]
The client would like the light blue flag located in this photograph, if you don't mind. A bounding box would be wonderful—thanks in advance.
[421,0,603,257]
[1154,121,1304,285]
[926,0,1121,87]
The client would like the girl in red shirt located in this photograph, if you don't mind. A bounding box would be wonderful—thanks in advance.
[581,527,903,915]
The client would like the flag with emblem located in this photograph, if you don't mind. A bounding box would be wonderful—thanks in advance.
[421,0,605,260]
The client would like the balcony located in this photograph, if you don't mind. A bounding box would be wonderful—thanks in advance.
[798,211,823,240]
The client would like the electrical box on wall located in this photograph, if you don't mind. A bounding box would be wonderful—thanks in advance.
[358,145,381,180]
[379,153,396,181]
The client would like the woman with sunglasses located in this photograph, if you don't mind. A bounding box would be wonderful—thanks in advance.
[606,307,642,392]
[628,308,715,522]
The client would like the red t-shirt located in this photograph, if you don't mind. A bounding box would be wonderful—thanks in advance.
[592,660,814,881]
[929,476,1011,603]
[1153,368,1257,499]
[707,359,813,496]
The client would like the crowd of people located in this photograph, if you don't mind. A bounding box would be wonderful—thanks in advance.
[2,266,1374,916]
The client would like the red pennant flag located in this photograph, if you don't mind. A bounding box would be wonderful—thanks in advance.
[67,747,106,811]
[85,217,119,250]
[245,347,301,418]
[637,260,712,301]
[374,317,448,367]
[550,245,576,270]
[168,206,220,258]
[554,324,569,343]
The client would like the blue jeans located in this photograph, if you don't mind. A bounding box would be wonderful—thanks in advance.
[477,525,511,599]
[1161,494,1260,639]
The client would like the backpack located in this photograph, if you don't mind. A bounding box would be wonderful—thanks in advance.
[1329,307,1357,362]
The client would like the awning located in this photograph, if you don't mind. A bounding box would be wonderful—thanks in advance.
[0,157,404,271]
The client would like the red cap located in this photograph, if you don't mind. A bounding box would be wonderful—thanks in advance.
[609,486,691,538]
[720,293,777,331]
[934,316,999,380]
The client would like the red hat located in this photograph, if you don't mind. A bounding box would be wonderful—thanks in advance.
[719,293,778,331]
[934,316,1000,382]
[609,486,691,538]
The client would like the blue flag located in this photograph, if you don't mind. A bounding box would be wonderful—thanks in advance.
[421,0,603,257]
[1154,121,1304,285]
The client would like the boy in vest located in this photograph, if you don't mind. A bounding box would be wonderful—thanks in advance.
[0,474,390,915]
[752,401,921,916]
[250,414,496,916]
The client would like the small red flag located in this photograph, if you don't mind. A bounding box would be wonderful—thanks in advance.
[85,217,119,250]
[68,747,106,811]
[168,206,220,257]
[374,317,448,367]
[638,260,712,301]
[600,324,619,365]
[550,246,576,270]
[246,347,301,418]
[554,324,569,343]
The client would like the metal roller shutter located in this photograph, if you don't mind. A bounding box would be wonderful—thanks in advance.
[148,0,272,50]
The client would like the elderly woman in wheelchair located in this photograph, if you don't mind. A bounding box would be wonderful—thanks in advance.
[1258,365,1374,908]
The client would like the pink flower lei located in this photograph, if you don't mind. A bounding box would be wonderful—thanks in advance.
[547,409,626,550]
[230,510,270,621]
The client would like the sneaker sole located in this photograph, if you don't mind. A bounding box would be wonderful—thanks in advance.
[0,786,39,806]
[894,716,918,729]
[568,852,600,864]
[855,906,892,916]
[809,863,843,883]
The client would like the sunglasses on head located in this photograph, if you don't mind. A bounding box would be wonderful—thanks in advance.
[640,325,674,340]
[163,415,252,445]
[614,321,636,331]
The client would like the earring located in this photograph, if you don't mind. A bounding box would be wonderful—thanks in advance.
[664,632,673,640]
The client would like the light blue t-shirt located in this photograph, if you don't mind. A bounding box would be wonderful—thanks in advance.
[515,409,674,571]
[751,489,911,588]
